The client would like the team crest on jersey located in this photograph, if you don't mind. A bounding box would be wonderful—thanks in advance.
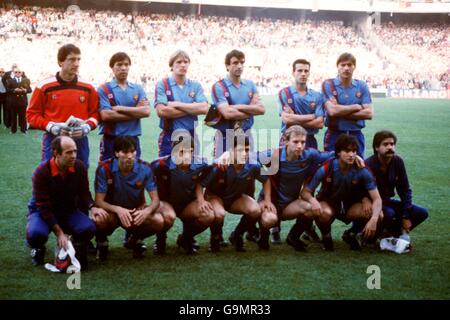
[79,95,86,103]
[135,180,143,188]
[107,178,113,185]
[162,175,168,180]
[326,177,332,183]
[355,91,361,98]
[299,162,307,168]
[351,180,358,185]
[218,178,225,184]
[332,90,337,96]
[248,92,253,98]
[192,175,198,181]
[166,90,171,96]
[107,93,114,99]
[287,98,293,104]
[224,92,230,97]
[246,176,251,181]
[310,102,316,110]
[52,94,57,100]
[134,95,139,101]
[189,91,195,98]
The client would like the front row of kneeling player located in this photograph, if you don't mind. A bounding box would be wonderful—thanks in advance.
[26,125,428,270]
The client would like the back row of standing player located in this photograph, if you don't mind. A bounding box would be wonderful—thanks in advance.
[25,44,371,165]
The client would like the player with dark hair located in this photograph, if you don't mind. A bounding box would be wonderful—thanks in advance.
[211,49,265,156]
[151,132,222,254]
[26,136,99,270]
[203,135,277,252]
[154,50,209,157]
[26,43,100,168]
[365,130,428,243]
[211,49,265,244]
[321,52,373,158]
[93,136,175,259]
[302,134,383,251]
[278,59,325,149]
[97,52,150,161]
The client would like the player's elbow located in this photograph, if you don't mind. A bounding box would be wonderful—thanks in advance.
[219,109,233,120]
[100,111,112,122]
[315,118,324,129]
[327,107,338,117]
[142,108,151,117]
[256,104,265,115]
[155,105,165,118]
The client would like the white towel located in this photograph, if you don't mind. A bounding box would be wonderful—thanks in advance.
[379,237,411,254]
[44,240,81,273]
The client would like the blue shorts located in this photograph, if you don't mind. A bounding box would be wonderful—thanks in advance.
[99,135,141,162]
[158,129,199,157]
[26,209,95,248]
[317,196,364,225]
[42,133,90,168]
[324,129,365,158]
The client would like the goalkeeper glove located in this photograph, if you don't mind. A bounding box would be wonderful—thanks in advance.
[46,122,68,136]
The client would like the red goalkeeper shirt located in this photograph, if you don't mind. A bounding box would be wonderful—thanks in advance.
[27,72,100,130]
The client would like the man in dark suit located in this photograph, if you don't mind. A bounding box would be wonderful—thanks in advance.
[1,63,24,128]
[0,68,6,127]
[6,68,31,133]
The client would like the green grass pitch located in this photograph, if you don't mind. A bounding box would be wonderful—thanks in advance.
[0,97,449,299]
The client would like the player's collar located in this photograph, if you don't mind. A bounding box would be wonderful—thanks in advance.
[170,76,189,87]
[225,76,243,87]
[335,77,357,87]
[56,72,77,85]
[292,85,311,96]
[50,158,75,177]
[111,78,134,88]
[111,158,139,174]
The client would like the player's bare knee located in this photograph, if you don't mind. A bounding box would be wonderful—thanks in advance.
[94,215,114,233]
[248,204,262,220]
[261,212,277,229]
[214,209,225,223]
[164,210,176,226]
[197,211,215,227]
[148,213,165,231]
[303,209,316,219]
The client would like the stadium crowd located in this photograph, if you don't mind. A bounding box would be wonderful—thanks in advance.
[0,6,448,93]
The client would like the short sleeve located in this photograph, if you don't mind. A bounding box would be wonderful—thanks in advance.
[145,167,157,192]
[362,168,377,191]
[153,80,168,108]
[95,166,108,193]
[360,81,372,105]
[306,166,326,192]
[98,85,112,112]
[315,93,326,117]
[211,82,229,106]
[194,82,208,103]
